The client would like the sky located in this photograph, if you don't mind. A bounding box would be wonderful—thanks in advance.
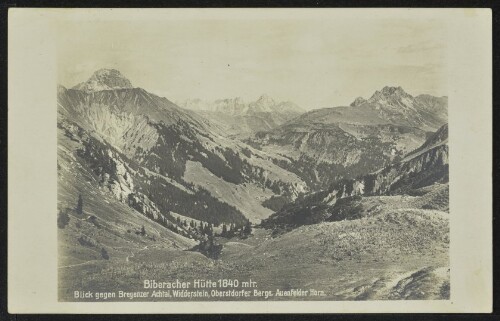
[56,10,449,109]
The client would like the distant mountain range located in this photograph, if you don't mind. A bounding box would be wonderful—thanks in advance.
[246,86,447,190]
[58,68,448,235]
[177,95,304,138]
[178,94,303,115]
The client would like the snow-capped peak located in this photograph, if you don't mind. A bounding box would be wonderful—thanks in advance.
[73,69,134,92]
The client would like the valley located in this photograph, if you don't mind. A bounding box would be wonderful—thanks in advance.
[58,68,449,301]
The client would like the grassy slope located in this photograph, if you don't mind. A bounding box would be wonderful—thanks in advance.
[58,127,198,299]
[183,160,274,223]
[228,208,448,300]
[59,180,449,301]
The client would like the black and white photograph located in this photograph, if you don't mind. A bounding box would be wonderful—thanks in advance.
[7,8,492,313]
[55,12,452,302]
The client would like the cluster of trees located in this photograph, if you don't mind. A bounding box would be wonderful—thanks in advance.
[143,122,198,181]
[171,216,218,239]
[196,146,245,185]
[76,136,120,185]
[136,175,247,226]
[163,214,254,243]
[194,236,223,260]
[261,195,291,212]
[219,220,252,238]
[183,217,214,236]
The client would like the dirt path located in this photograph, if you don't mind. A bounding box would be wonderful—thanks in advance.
[58,260,98,269]
[125,245,150,262]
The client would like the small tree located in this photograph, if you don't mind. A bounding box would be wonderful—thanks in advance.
[140,225,146,236]
[221,224,227,237]
[76,194,83,215]
[203,236,223,259]
[57,210,70,229]
[244,221,252,235]
[101,247,109,260]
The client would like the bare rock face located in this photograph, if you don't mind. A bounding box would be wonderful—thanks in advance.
[73,68,134,92]
[350,96,367,107]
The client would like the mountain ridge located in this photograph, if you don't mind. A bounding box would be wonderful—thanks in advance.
[261,123,449,229]
[177,95,304,138]
[59,71,309,228]
[246,86,447,190]
[178,94,304,115]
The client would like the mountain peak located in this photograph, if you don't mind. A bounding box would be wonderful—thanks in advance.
[350,96,367,107]
[73,68,134,92]
[381,86,405,95]
[256,94,275,104]
[373,86,409,98]
[367,86,412,104]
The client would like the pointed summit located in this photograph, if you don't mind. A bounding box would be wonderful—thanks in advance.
[350,96,367,107]
[256,94,275,105]
[248,94,277,113]
[73,69,134,92]
[365,86,415,107]
[380,86,406,96]
[368,86,411,103]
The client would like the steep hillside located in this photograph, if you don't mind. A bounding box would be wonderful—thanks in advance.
[58,69,308,231]
[57,118,198,292]
[262,123,449,229]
